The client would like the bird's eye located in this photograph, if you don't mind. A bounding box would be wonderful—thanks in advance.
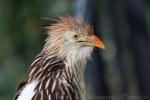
[73,34,79,40]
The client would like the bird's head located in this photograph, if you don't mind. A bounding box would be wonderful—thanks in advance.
[44,16,105,63]
[63,28,105,49]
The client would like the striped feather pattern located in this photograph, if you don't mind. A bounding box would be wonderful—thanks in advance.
[14,53,83,100]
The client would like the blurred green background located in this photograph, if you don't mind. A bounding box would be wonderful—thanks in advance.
[0,0,73,99]
[0,0,150,100]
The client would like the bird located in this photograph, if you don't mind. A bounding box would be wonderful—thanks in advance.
[13,15,105,100]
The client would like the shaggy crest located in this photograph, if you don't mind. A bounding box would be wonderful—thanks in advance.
[47,16,94,36]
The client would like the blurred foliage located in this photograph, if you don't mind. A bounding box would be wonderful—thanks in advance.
[0,0,150,100]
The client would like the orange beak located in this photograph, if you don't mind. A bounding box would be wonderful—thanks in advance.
[88,35,105,49]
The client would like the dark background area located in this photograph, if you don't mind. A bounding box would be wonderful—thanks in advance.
[0,0,150,100]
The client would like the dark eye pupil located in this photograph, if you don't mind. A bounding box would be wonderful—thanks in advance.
[74,35,78,38]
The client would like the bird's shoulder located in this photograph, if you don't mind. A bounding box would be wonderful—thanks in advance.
[14,52,80,100]
[30,69,80,100]
[29,53,80,100]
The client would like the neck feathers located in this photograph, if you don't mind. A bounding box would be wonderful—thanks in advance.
[43,37,93,71]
